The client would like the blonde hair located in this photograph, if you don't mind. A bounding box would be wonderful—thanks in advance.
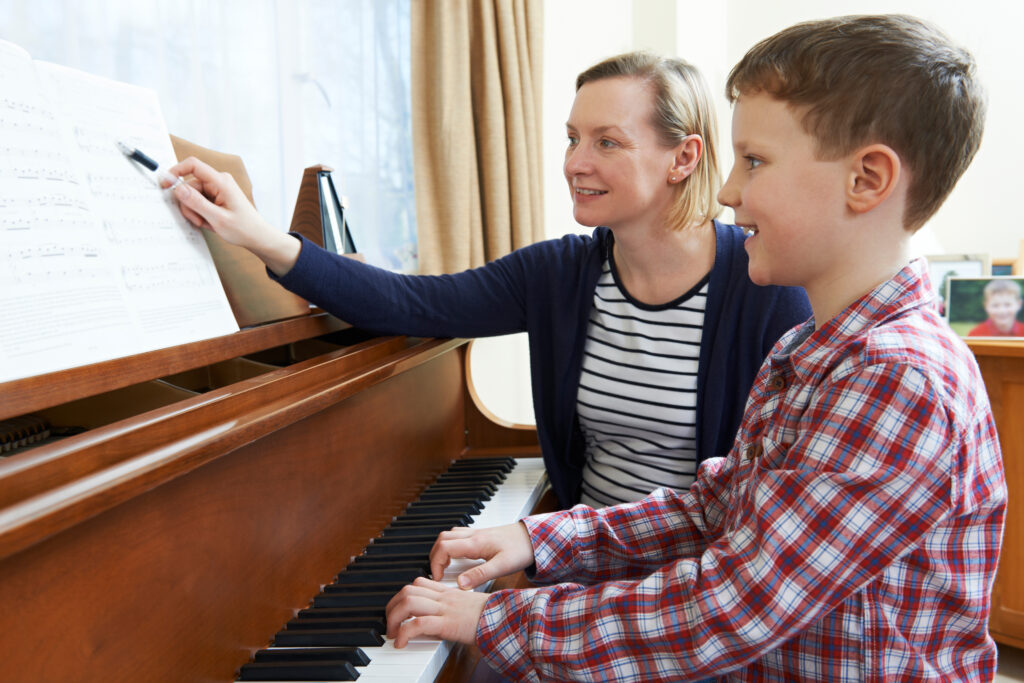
[576,51,722,230]
[984,279,1022,302]
[726,14,986,231]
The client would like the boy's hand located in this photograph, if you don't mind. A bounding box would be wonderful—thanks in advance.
[168,156,300,276]
[430,522,533,589]
[385,577,489,648]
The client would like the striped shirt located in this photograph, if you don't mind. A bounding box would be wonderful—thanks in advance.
[478,258,1006,681]
[578,260,708,506]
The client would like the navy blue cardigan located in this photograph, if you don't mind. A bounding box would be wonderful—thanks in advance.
[275,222,811,507]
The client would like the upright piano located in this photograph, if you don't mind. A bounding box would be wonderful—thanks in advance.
[0,315,545,682]
[0,147,546,680]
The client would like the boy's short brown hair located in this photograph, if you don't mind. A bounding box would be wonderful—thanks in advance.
[725,14,986,231]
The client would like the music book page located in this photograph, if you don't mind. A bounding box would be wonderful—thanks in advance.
[0,40,238,383]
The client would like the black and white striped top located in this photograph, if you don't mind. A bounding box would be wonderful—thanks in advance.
[577,259,708,507]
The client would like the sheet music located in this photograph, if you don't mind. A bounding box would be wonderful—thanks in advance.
[0,41,238,383]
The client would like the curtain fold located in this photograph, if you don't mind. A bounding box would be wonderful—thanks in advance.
[411,0,544,274]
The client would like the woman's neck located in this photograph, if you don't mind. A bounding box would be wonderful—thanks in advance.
[612,219,716,306]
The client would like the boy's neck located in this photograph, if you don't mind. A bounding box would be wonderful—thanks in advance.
[805,227,912,329]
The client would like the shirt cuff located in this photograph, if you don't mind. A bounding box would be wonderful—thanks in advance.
[521,507,589,583]
[476,588,541,682]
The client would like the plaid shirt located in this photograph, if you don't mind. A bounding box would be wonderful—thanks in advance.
[477,259,1006,682]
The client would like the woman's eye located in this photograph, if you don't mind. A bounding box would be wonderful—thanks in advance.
[745,156,763,170]
[599,139,616,149]
[567,135,578,147]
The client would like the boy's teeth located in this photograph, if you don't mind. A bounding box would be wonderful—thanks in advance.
[577,189,604,195]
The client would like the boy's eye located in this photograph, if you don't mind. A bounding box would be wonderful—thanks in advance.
[567,134,579,147]
[744,156,763,170]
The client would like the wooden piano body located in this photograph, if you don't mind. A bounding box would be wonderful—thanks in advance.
[0,313,540,682]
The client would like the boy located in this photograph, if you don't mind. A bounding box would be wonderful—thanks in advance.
[386,14,1006,681]
[969,278,1024,336]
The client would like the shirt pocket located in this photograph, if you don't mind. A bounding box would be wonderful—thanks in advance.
[757,430,794,470]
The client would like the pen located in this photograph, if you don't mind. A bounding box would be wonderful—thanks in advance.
[116,141,184,190]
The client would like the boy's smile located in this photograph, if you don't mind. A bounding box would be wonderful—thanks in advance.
[718,92,850,295]
[715,91,915,327]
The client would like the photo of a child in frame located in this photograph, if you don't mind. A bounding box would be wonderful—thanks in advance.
[946,276,1024,338]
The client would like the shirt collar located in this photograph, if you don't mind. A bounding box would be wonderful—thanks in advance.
[771,258,937,381]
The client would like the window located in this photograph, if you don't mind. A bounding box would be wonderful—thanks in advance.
[0,0,417,271]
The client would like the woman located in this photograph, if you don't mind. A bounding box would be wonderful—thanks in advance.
[169,51,810,509]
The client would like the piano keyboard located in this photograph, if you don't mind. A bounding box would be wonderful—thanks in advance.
[237,457,548,682]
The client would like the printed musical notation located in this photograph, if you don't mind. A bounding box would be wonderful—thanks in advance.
[121,261,215,291]
[0,39,238,384]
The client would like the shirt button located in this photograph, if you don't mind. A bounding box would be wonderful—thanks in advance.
[767,375,787,391]
[745,443,763,461]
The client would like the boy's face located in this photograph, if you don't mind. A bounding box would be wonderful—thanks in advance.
[984,291,1022,332]
[718,93,851,292]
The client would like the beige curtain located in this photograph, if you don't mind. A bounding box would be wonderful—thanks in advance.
[411,0,544,275]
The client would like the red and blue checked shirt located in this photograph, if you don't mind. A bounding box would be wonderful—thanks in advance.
[476,259,1006,682]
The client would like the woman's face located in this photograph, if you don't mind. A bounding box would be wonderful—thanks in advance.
[563,76,680,232]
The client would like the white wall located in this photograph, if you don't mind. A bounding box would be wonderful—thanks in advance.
[540,0,1021,257]
[474,0,1021,424]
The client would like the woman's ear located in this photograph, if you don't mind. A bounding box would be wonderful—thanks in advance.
[846,144,901,214]
[668,134,703,184]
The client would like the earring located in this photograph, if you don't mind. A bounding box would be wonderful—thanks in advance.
[670,176,677,182]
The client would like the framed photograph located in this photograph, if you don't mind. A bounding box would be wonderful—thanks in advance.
[946,276,1024,338]
[925,253,990,316]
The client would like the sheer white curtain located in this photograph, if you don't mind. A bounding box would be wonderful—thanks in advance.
[0,0,417,271]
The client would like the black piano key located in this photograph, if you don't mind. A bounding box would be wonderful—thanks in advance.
[398,508,478,521]
[322,581,407,593]
[416,490,490,502]
[347,556,430,572]
[273,627,385,647]
[362,541,435,557]
[427,481,498,494]
[297,606,386,620]
[254,647,371,666]
[352,553,434,566]
[313,591,394,608]
[368,533,441,545]
[387,513,474,526]
[378,524,453,538]
[285,617,387,633]
[405,501,482,515]
[238,660,359,681]
[433,473,504,484]
[447,458,514,471]
[334,567,425,583]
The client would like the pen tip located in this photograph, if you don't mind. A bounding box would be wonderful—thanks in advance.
[116,140,133,155]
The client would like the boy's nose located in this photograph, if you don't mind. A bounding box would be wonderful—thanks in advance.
[718,168,740,208]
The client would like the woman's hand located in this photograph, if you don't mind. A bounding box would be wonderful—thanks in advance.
[430,522,534,589]
[385,577,489,648]
[168,156,300,276]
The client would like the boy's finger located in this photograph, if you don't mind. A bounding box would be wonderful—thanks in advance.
[456,561,495,590]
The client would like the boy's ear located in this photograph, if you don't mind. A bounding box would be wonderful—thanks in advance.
[846,144,902,214]
[668,134,703,183]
